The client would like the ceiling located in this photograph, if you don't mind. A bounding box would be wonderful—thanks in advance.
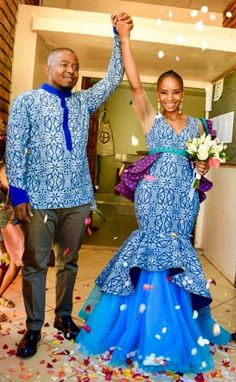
[38,0,236,87]
[122,0,232,13]
[37,31,236,85]
[42,0,232,15]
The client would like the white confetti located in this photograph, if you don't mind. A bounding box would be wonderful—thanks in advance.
[213,323,221,336]
[201,40,208,51]
[176,56,180,62]
[120,304,127,311]
[161,327,167,334]
[168,10,173,19]
[139,303,146,313]
[131,135,139,146]
[209,13,217,21]
[175,305,181,310]
[190,10,198,17]
[143,354,165,366]
[44,214,48,224]
[191,348,197,356]
[155,334,161,340]
[226,11,232,18]
[201,360,207,368]
[113,236,118,240]
[157,50,165,59]
[193,310,199,319]
[206,278,216,288]
[197,336,210,346]
[195,20,204,32]
[176,34,185,44]
[127,351,136,357]
[201,5,208,14]
[156,18,162,27]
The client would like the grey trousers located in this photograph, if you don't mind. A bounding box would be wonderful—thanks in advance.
[21,204,90,330]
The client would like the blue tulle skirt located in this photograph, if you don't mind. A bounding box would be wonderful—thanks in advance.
[76,270,231,374]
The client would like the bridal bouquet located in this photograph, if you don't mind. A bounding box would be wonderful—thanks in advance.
[186,133,227,190]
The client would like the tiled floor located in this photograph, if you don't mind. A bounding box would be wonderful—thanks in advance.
[0,245,235,382]
[83,193,137,247]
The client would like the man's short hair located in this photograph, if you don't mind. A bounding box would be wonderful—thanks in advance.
[47,47,78,65]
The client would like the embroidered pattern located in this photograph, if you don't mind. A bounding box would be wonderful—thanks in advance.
[6,35,123,209]
[97,116,211,301]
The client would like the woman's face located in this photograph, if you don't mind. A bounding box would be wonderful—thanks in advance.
[157,76,184,113]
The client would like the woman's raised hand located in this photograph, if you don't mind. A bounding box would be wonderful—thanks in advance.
[111,12,133,38]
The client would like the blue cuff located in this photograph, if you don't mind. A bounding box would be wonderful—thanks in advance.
[9,185,30,207]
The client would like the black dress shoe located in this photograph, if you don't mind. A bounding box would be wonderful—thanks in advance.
[16,329,41,358]
[54,315,80,340]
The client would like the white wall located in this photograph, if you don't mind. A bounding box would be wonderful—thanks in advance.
[196,166,236,284]
[33,35,48,88]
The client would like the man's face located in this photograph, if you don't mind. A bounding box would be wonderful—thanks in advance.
[46,50,79,91]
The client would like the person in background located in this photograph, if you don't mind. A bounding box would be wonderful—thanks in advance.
[75,18,233,376]
[6,12,133,359]
[0,162,24,321]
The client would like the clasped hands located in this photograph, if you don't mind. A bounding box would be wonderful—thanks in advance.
[111,12,133,37]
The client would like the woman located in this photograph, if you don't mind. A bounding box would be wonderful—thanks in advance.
[76,19,231,374]
[0,162,24,319]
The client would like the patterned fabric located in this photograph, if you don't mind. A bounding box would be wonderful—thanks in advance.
[6,34,123,209]
[115,152,160,201]
[97,115,212,304]
[115,151,213,203]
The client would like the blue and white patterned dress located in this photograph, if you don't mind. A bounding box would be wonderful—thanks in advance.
[76,115,230,374]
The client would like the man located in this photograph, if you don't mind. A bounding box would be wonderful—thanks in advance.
[6,13,133,358]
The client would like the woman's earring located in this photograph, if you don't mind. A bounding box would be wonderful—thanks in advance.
[157,99,161,115]
[179,98,183,114]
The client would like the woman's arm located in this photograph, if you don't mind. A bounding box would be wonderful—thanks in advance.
[115,19,156,133]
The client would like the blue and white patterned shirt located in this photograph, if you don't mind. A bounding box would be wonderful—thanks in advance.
[6,34,123,209]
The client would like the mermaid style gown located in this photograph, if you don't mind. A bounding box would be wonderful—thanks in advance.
[76,115,231,374]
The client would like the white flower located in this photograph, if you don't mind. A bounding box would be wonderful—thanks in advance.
[186,132,227,163]
[186,143,198,155]
[197,144,209,160]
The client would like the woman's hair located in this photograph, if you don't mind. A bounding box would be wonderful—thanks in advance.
[157,70,184,90]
